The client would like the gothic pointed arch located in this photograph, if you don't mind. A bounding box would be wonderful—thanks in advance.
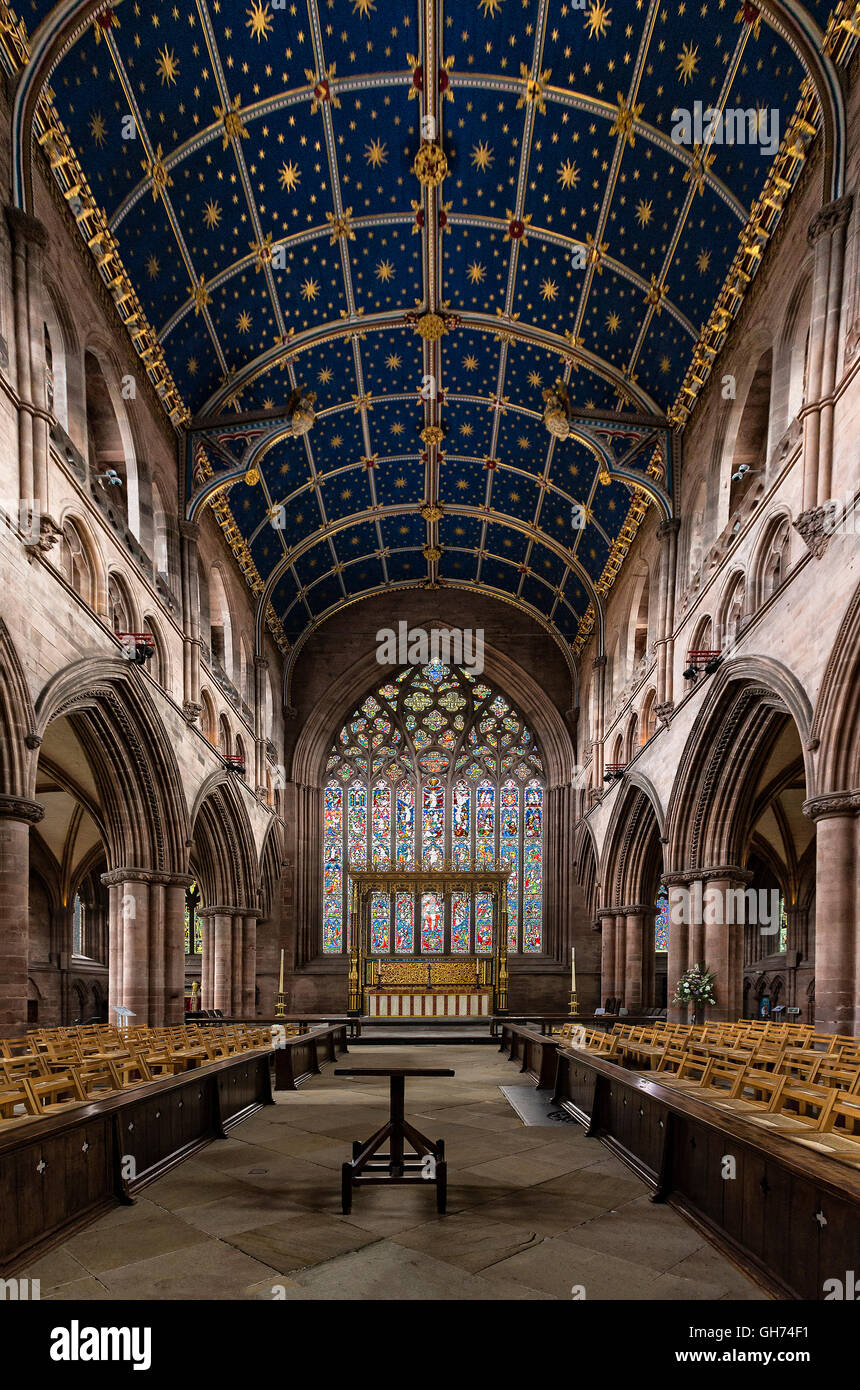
[189,771,257,910]
[33,657,189,872]
[0,619,38,799]
[665,657,814,873]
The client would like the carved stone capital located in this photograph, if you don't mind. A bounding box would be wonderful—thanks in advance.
[0,794,44,824]
[807,194,853,246]
[655,700,674,725]
[179,519,200,542]
[657,517,681,540]
[793,505,836,558]
[24,733,42,750]
[4,206,49,251]
[661,866,754,886]
[802,791,860,821]
[197,904,248,918]
[619,903,655,916]
[100,868,194,888]
[254,655,269,671]
[182,700,203,723]
[23,514,61,559]
[256,785,269,801]
[596,908,617,921]
[592,654,606,671]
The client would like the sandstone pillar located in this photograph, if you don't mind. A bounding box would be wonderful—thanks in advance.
[242,912,259,1016]
[614,913,626,1004]
[598,909,615,1009]
[0,795,44,1037]
[179,519,202,723]
[801,197,852,510]
[804,792,859,1035]
[621,905,649,1013]
[664,876,690,1023]
[101,870,193,1026]
[592,654,606,791]
[254,656,269,797]
[655,518,680,711]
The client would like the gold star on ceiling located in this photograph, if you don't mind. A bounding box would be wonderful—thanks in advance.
[540,278,559,301]
[470,142,494,172]
[635,199,652,226]
[478,0,504,16]
[279,161,300,192]
[365,139,388,168]
[584,0,612,40]
[352,0,376,15]
[89,112,106,147]
[677,43,700,84]
[203,199,221,229]
[146,254,159,280]
[301,278,320,301]
[156,46,179,86]
[376,259,395,283]
[236,311,252,333]
[245,0,273,41]
[467,261,486,284]
[558,158,580,189]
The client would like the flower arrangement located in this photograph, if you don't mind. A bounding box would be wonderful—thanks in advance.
[672,962,717,1022]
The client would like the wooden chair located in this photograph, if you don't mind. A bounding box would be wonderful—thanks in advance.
[793,1091,860,1165]
[27,1071,90,1115]
[746,1079,837,1133]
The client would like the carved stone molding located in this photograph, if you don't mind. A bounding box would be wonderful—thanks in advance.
[618,903,655,916]
[655,700,674,725]
[179,520,200,542]
[661,866,755,886]
[657,517,681,540]
[182,700,203,723]
[100,868,194,887]
[24,733,42,750]
[197,904,252,917]
[807,195,853,246]
[793,505,835,558]
[4,206,49,250]
[802,791,860,820]
[0,795,44,824]
[592,655,606,671]
[23,515,61,560]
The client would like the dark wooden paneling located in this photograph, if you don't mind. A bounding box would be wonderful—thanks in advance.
[553,1048,860,1301]
[0,1027,346,1277]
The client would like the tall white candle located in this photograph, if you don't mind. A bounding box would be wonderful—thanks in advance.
[278,948,285,994]
[571,948,576,993]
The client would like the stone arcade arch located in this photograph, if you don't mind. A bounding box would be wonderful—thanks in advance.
[33,658,190,1027]
[599,776,666,1013]
[190,773,259,1017]
[663,658,814,1023]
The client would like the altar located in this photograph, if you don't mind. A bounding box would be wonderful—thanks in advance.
[346,867,510,1017]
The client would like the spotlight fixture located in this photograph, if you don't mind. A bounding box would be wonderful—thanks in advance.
[730,462,762,483]
[685,649,722,681]
[95,468,123,487]
[118,632,155,666]
[603,762,626,784]
[224,753,246,777]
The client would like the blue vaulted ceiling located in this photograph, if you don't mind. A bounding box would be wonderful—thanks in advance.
[17,0,831,658]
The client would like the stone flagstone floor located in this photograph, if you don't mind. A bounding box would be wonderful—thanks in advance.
[21,1045,768,1301]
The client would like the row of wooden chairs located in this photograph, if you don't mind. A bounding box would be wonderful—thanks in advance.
[0,1022,276,1130]
[594,1021,860,1168]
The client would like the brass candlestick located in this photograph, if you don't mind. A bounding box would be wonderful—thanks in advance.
[568,990,579,1016]
[275,948,286,1018]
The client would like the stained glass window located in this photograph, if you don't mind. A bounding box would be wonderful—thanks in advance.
[500,780,519,950]
[371,781,391,866]
[371,892,390,953]
[323,783,344,953]
[778,898,788,953]
[451,891,470,952]
[421,891,443,953]
[183,882,201,956]
[452,781,470,869]
[476,781,495,866]
[394,891,414,952]
[422,777,445,867]
[322,663,545,953]
[475,891,494,954]
[655,886,669,953]
[522,781,543,952]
